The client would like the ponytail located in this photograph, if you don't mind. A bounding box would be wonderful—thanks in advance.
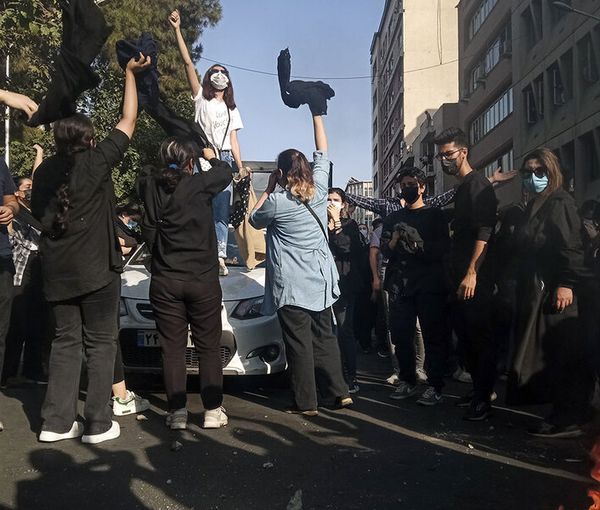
[156,137,198,194]
[52,114,95,237]
[277,149,315,203]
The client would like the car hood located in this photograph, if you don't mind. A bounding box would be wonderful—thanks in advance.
[121,265,266,302]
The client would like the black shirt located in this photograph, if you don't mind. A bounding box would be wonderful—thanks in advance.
[31,129,129,302]
[328,217,370,295]
[137,158,232,280]
[380,206,450,296]
[0,158,16,258]
[450,170,497,276]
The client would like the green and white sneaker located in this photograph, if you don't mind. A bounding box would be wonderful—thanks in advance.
[416,386,443,406]
[389,381,418,400]
[113,390,150,416]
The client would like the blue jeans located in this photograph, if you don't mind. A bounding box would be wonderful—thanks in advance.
[214,151,234,259]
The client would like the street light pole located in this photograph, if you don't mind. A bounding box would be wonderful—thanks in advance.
[552,1,600,22]
[4,53,9,167]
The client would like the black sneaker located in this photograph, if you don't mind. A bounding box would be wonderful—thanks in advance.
[527,421,583,439]
[455,390,474,408]
[463,401,491,421]
[284,407,318,416]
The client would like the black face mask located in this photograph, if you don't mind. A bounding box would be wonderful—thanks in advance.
[22,189,32,205]
[401,186,420,204]
[441,158,460,176]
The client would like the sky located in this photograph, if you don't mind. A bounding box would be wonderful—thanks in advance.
[199,0,386,187]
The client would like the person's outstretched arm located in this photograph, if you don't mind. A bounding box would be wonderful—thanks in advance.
[313,115,328,153]
[115,54,152,139]
[169,9,202,98]
[32,144,44,176]
[0,89,38,119]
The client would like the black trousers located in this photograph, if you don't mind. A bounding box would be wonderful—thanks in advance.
[150,274,223,412]
[332,294,357,384]
[353,290,376,351]
[41,275,119,435]
[3,253,50,382]
[0,257,15,385]
[277,305,349,410]
[451,273,498,403]
[388,291,449,391]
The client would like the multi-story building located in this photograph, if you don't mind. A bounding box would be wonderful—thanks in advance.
[371,0,459,198]
[457,0,519,204]
[512,0,600,202]
[345,178,375,227]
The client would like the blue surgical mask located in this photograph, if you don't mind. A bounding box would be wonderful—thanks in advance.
[522,173,549,194]
[127,220,138,230]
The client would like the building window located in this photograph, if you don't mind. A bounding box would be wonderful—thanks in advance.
[534,74,545,119]
[469,88,513,144]
[523,75,544,125]
[579,34,599,85]
[469,23,512,93]
[373,145,378,165]
[580,131,600,182]
[549,64,566,106]
[521,2,543,49]
[482,149,514,179]
[469,0,498,40]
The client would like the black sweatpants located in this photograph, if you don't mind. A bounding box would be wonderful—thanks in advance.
[150,274,223,412]
[0,257,15,385]
[388,291,449,391]
[3,253,50,382]
[277,305,349,410]
[41,275,119,435]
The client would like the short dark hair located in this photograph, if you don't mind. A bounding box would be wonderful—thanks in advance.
[434,127,470,150]
[328,187,346,202]
[396,167,426,186]
[13,175,32,188]
[117,202,142,220]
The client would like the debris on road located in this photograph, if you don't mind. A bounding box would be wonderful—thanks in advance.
[287,489,303,510]
[262,462,274,469]
[170,441,183,452]
[136,414,148,421]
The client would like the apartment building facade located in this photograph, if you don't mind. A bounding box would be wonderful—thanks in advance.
[345,178,375,227]
[512,0,600,202]
[371,0,459,198]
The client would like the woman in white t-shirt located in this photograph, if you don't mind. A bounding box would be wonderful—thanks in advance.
[170,9,245,275]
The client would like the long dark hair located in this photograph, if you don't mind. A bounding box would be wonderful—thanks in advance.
[277,149,315,202]
[52,114,95,236]
[156,137,198,193]
[521,148,564,197]
[201,64,237,110]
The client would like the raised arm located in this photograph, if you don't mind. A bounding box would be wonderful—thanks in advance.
[313,115,328,153]
[32,144,44,176]
[169,9,202,98]
[0,89,38,119]
[115,55,152,139]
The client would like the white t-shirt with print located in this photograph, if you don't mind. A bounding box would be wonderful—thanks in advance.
[193,88,243,151]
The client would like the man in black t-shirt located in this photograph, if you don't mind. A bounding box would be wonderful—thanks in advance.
[434,127,498,421]
[380,168,450,406]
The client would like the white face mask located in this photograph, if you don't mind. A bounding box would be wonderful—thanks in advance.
[327,200,343,210]
[359,228,368,237]
[210,71,229,90]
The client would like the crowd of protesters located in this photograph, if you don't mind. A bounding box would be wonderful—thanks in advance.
[0,3,599,446]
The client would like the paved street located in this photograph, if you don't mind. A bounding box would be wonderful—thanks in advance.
[0,354,595,510]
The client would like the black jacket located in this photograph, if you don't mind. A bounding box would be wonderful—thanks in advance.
[328,218,370,295]
[136,159,233,280]
[31,129,128,301]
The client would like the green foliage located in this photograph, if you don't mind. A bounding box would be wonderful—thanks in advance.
[2,0,222,202]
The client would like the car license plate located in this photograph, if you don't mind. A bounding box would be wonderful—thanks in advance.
[136,331,194,348]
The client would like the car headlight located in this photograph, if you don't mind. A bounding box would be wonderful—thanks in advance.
[231,297,264,320]
[119,299,128,317]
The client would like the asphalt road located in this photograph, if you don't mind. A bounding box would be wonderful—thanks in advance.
[0,353,596,510]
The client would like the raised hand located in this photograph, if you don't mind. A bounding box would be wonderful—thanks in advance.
[169,9,181,30]
[0,90,38,120]
[126,53,152,73]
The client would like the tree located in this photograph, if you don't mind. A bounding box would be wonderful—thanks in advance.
[2,0,222,202]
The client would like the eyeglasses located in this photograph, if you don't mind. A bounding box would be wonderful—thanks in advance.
[435,148,463,161]
[520,166,546,178]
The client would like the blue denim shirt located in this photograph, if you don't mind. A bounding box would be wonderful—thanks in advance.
[250,151,339,315]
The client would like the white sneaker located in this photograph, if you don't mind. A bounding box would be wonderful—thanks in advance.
[416,368,428,384]
[81,420,120,444]
[203,406,228,429]
[452,368,473,384]
[218,258,229,276]
[112,390,150,416]
[39,421,84,442]
[386,373,400,385]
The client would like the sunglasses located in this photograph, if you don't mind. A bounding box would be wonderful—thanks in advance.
[435,148,463,161]
[520,166,546,178]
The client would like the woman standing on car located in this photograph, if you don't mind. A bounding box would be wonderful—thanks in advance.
[249,110,351,416]
[31,55,151,444]
[169,9,245,276]
[137,139,232,430]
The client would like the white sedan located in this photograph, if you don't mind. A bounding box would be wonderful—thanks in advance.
[118,239,286,377]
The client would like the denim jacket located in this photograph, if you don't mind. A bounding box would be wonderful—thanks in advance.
[250,151,339,315]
